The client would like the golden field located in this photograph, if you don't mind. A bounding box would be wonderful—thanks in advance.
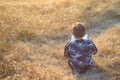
[0,0,120,80]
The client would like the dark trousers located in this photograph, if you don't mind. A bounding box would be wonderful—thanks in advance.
[68,58,90,74]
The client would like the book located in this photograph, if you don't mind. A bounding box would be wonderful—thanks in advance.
[70,34,89,41]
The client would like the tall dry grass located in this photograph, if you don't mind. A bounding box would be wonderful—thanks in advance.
[0,0,120,80]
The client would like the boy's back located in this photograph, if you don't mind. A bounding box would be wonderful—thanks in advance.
[64,39,97,73]
[64,39,97,65]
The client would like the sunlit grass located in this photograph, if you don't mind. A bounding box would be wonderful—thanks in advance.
[0,0,120,80]
[93,25,120,79]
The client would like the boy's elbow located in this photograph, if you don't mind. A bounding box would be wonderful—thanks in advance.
[64,52,70,57]
[93,50,98,55]
[93,46,98,55]
[64,51,68,57]
[64,54,69,57]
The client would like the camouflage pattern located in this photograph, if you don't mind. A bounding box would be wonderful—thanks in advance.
[64,39,97,73]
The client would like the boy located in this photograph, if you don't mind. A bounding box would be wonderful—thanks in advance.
[64,22,97,74]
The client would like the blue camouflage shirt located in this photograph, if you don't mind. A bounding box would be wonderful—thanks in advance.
[64,39,97,73]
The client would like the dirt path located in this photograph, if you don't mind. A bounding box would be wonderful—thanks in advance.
[87,17,120,38]
[75,17,120,80]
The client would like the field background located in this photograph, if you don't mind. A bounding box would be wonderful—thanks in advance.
[0,0,120,80]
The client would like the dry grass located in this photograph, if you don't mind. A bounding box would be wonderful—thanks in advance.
[94,25,120,80]
[0,0,120,80]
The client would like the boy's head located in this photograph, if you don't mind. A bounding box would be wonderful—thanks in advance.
[72,22,86,38]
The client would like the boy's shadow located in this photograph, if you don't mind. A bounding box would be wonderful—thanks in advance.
[75,60,108,80]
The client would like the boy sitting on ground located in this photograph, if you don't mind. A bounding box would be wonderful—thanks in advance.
[64,22,98,74]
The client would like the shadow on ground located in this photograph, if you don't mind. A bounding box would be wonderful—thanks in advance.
[87,17,120,38]
[75,61,109,80]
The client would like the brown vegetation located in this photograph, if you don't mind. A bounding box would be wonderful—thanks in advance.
[0,0,120,80]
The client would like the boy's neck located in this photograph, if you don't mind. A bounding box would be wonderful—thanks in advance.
[75,37,83,40]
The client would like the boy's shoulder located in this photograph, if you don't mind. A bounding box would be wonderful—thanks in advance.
[83,39,93,43]
[72,39,93,44]
[65,41,74,47]
[81,39,95,46]
[65,39,93,47]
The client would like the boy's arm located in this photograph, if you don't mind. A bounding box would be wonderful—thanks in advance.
[64,42,71,57]
[89,41,98,55]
